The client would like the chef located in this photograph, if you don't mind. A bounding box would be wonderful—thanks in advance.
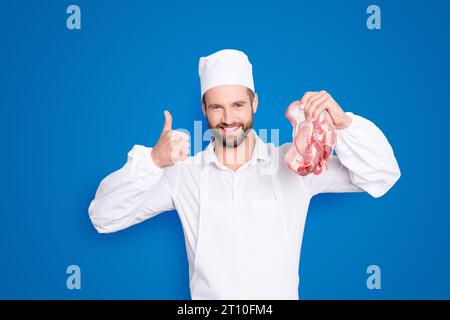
[88,49,401,300]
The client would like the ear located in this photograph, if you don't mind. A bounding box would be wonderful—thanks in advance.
[201,93,207,117]
[252,93,258,114]
[202,102,206,117]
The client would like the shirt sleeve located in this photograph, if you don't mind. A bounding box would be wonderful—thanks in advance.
[303,112,401,198]
[88,145,175,233]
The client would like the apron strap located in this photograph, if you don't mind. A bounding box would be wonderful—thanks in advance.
[269,172,283,202]
[200,165,210,206]
[258,161,283,202]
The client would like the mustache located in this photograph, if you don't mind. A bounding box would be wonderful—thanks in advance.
[216,123,243,128]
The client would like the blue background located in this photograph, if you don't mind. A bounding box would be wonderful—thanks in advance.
[1,0,449,299]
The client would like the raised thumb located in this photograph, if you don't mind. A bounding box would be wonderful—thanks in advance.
[162,110,172,133]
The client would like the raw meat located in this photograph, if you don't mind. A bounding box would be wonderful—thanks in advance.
[284,100,337,176]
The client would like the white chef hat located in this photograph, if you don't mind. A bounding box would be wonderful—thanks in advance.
[198,49,255,99]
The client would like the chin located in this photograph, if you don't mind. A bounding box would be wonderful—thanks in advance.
[223,131,249,148]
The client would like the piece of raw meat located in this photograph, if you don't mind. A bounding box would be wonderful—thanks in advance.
[284,100,337,176]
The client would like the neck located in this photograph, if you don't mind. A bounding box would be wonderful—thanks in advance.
[214,131,256,171]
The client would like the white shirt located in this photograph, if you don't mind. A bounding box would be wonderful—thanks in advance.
[88,112,401,298]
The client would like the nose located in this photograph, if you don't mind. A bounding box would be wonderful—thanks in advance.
[223,107,236,125]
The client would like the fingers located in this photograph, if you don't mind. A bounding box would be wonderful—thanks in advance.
[301,90,331,121]
[310,103,327,121]
[162,110,173,133]
[172,137,190,152]
[169,130,189,139]
[170,142,190,162]
[300,92,315,108]
[178,145,189,161]
[167,130,190,145]
[167,131,190,162]
[308,92,329,121]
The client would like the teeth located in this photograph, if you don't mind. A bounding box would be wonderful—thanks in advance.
[223,126,239,132]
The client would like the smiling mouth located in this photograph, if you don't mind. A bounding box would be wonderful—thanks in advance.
[219,125,242,135]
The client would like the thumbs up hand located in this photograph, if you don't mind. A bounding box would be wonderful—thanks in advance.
[151,110,190,168]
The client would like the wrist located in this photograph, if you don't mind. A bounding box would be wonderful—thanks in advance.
[335,114,352,130]
[150,148,163,168]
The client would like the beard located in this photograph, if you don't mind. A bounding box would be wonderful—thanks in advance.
[206,112,254,148]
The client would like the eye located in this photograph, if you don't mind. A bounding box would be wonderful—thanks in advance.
[235,103,243,108]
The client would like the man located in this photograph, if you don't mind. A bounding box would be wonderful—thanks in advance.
[88,49,401,299]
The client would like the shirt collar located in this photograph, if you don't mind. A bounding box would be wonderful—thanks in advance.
[203,129,271,167]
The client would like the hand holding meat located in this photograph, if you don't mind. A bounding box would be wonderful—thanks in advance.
[300,90,352,129]
[284,91,351,176]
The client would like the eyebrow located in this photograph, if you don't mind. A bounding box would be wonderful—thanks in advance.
[207,104,223,109]
[207,101,248,109]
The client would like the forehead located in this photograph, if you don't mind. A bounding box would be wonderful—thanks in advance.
[204,84,249,105]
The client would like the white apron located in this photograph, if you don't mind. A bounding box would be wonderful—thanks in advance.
[189,163,299,300]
